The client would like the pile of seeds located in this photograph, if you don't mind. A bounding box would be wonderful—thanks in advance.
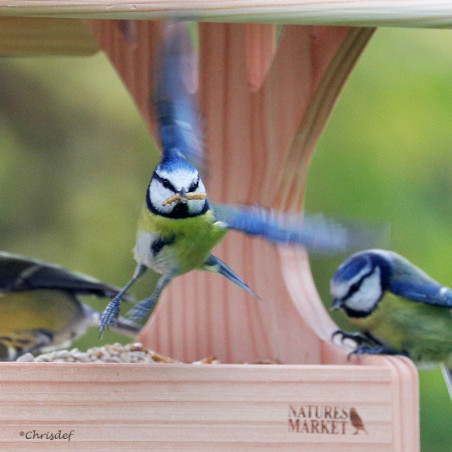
[16,342,278,364]
[16,342,180,364]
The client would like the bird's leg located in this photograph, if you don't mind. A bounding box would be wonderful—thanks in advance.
[363,331,384,346]
[127,274,173,322]
[348,344,409,360]
[332,329,378,346]
[99,265,147,336]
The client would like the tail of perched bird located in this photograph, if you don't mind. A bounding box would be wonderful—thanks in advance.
[154,21,206,177]
[440,364,452,401]
[0,252,141,360]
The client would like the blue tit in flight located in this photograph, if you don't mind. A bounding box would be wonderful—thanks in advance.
[330,249,452,400]
[0,252,140,360]
[99,22,383,335]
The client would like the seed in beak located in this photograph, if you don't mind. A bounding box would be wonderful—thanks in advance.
[162,192,207,206]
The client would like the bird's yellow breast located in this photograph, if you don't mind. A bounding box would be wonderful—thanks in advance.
[349,292,452,362]
[137,206,227,273]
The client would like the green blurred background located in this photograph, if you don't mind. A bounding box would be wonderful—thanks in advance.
[0,26,451,450]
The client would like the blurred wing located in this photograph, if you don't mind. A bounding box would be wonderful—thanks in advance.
[155,22,206,177]
[0,252,133,300]
[212,204,388,254]
[390,279,452,308]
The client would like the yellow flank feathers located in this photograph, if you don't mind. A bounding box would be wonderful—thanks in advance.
[350,292,452,362]
[137,205,227,274]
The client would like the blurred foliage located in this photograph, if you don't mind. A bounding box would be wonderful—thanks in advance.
[0,26,451,451]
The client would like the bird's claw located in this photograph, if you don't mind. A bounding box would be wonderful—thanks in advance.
[99,297,121,337]
[348,344,409,361]
[332,329,369,345]
[127,298,158,323]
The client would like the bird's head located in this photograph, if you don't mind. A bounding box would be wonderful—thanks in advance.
[330,250,393,318]
[147,156,208,219]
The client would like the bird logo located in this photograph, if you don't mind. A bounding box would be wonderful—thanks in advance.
[349,407,368,435]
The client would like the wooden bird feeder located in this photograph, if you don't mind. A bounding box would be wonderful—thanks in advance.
[3,1,448,450]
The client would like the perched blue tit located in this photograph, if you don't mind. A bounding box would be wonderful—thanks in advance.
[330,249,452,400]
[0,252,140,360]
[99,22,383,334]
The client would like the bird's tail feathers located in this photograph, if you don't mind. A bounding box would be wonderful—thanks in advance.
[440,363,452,402]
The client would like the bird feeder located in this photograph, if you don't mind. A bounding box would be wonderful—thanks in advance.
[1,2,443,450]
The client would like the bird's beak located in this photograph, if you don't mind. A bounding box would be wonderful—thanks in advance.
[162,191,207,207]
[179,189,187,203]
[330,298,344,311]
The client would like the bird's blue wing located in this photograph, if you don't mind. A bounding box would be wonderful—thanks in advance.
[155,22,206,177]
[212,204,388,254]
[390,279,452,308]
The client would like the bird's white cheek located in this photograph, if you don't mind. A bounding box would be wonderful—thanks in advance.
[346,268,382,312]
[149,180,174,214]
[197,179,206,193]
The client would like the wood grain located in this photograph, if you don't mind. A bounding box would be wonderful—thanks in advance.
[0,361,409,450]
[1,1,452,29]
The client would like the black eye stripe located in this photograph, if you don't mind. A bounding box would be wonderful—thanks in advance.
[154,172,176,192]
[345,267,374,300]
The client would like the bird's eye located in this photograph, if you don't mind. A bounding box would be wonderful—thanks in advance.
[162,179,172,190]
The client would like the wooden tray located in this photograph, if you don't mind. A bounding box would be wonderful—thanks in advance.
[0,359,416,450]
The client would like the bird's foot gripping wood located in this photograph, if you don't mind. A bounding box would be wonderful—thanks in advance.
[332,329,371,346]
[348,344,409,360]
[332,329,383,347]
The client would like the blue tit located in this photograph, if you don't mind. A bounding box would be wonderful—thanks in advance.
[99,22,383,334]
[330,249,452,400]
[0,252,140,360]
